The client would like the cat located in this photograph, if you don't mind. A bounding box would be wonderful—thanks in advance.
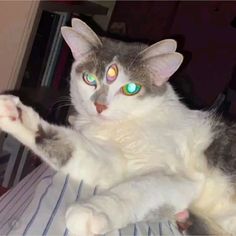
[0,18,235,235]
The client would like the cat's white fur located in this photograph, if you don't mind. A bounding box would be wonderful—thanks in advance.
[0,19,236,235]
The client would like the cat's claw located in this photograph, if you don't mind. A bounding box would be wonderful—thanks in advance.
[66,204,110,236]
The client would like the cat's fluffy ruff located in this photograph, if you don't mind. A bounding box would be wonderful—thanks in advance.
[0,18,235,235]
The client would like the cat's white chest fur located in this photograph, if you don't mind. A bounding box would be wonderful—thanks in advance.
[63,90,213,189]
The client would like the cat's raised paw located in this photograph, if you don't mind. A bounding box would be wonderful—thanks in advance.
[66,204,110,236]
[0,95,20,121]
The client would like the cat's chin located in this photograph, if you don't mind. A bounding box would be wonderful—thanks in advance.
[90,111,122,122]
[96,113,113,121]
[84,110,110,120]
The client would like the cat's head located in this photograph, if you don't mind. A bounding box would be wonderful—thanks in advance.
[61,19,183,120]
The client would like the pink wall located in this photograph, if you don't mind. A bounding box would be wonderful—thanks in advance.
[0,1,39,92]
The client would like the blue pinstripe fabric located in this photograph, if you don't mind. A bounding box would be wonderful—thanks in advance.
[148,226,152,236]
[42,175,69,235]
[168,221,176,235]
[0,166,44,204]
[22,178,53,235]
[0,166,48,214]
[5,198,32,236]
[134,224,137,236]
[1,192,34,230]
[159,222,162,236]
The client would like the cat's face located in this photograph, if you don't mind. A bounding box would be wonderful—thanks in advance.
[61,19,183,120]
[70,53,158,119]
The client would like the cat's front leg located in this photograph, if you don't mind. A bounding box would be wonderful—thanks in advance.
[0,95,124,179]
[66,172,203,235]
[0,95,76,169]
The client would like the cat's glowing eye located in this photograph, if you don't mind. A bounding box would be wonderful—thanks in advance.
[106,64,118,84]
[82,72,97,88]
[122,83,142,96]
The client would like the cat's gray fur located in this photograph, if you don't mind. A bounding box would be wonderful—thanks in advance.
[36,125,73,167]
[186,212,211,235]
[206,120,236,179]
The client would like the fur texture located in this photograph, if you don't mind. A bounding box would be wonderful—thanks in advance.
[0,19,235,235]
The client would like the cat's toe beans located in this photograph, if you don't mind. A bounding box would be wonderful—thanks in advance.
[0,95,20,119]
[66,205,110,236]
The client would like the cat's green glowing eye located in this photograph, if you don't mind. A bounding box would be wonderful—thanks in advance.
[122,83,142,96]
[82,72,97,88]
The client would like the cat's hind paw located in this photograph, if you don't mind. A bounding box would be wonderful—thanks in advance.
[66,204,110,236]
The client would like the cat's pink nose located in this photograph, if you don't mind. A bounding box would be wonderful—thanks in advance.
[94,102,107,114]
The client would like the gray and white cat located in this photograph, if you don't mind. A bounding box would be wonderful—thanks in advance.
[0,18,236,235]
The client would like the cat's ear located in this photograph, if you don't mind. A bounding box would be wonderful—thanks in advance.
[71,18,102,46]
[139,39,177,59]
[145,53,183,86]
[61,19,102,60]
[61,27,93,60]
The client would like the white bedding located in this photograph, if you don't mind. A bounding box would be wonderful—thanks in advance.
[0,164,181,236]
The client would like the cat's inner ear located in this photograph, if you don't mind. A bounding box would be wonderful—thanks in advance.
[145,53,183,86]
[61,19,102,60]
[139,39,177,60]
[61,27,93,60]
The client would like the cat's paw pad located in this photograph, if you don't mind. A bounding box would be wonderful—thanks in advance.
[175,210,192,233]
[0,95,20,120]
[66,204,110,236]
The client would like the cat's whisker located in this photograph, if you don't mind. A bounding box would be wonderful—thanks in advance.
[55,96,71,101]
[54,101,71,106]
[54,98,71,104]
[56,103,72,109]
[128,54,140,70]
[57,102,72,106]
[54,97,70,101]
